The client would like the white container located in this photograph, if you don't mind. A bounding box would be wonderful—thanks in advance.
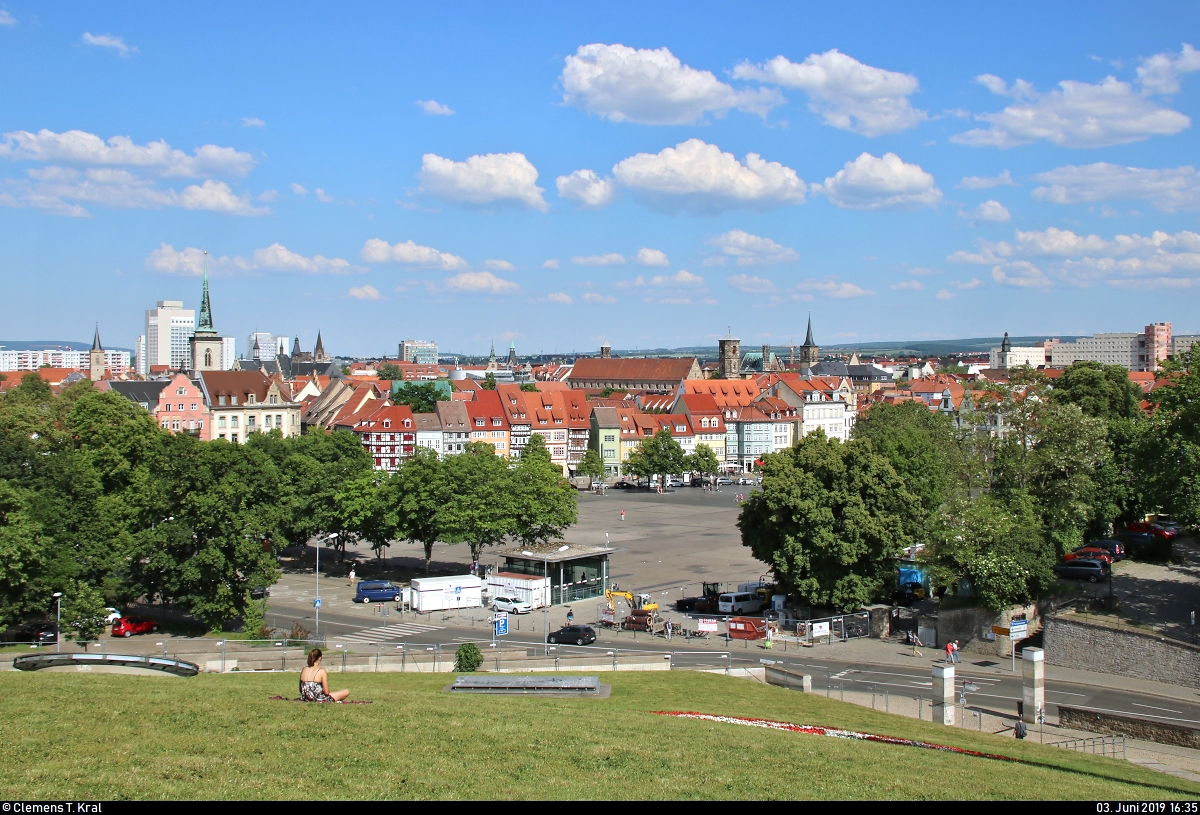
[410,575,483,612]
[487,572,551,609]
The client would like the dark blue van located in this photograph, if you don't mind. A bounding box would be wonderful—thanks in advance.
[355,581,403,604]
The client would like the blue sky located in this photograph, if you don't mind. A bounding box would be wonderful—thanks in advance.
[2,2,1199,357]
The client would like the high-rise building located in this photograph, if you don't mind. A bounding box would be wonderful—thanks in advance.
[145,300,195,371]
[399,339,438,365]
[1050,323,1173,372]
[134,335,146,375]
[221,336,236,370]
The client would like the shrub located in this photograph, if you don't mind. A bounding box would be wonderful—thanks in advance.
[454,641,483,672]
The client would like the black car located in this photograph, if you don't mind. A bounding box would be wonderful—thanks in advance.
[250,585,271,600]
[9,621,57,645]
[613,482,633,490]
[547,625,597,645]
[1113,531,1156,548]
[1082,539,1126,561]
[1053,558,1110,583]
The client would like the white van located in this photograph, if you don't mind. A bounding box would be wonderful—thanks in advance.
[718,592,764,614]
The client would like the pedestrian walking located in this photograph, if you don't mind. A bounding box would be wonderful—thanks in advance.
[952,640,961,663]
[945,641,954,663]
[620,510,625,522]
[566,607,574,625]
[1014,720,1028,740]
[348,567,356,589]
[665,619,672,641]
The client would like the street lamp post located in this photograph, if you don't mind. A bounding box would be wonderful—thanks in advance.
[52,592,63,653]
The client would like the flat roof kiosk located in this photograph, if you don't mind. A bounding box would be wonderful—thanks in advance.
[492,541,612,606]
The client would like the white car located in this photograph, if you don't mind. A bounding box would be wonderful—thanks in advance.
[492,596,533,614]
[104,607,122,624]
[715,477,734,486]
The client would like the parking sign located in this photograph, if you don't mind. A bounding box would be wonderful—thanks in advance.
[495,611,509,636]
[313,598,322,609]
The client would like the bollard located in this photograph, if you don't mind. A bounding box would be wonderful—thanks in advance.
[932,664,955,725]
[401,644,406,673]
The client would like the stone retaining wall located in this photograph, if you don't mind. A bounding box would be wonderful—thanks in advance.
[1044,614,1200,690]
[1058,705,1200,749]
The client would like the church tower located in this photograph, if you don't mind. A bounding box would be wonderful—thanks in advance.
[89,324,105,381]
[718,328,741,379]
[190,252,225,372]
[313,331,329,362]
[798,313,819,367]
[506,341,518,368]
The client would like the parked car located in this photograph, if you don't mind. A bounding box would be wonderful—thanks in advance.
[1053,558,1110,583]
[589,481,604,490]
[112,616,158,637]
[1154,518,1185,534]
[547,625,596,645]
[1113,531,1156,548]
[1062,547,1114,565]
[492,595,533,615]
[1126,521,1176,539]
[250,586,271,600]
[666,478,683,487]
[355,580,403,604]
[715,476,734,486]
[718,592,765,614]
[1081,539,1125,560]
[103,607,123,624]
[613,481,633,490]
[9,621,58,645]
[737,477,756,485]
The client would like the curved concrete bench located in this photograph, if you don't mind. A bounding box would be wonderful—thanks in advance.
[12,652,199,677]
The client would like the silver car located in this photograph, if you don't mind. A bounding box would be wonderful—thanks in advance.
[492,595,533,614]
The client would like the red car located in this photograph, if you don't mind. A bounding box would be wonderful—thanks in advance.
[112,616,158,637]
[1126,521,1175,539]
[1062,548,1114,564]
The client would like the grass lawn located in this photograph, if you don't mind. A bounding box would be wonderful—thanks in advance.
[1,670,1196,800]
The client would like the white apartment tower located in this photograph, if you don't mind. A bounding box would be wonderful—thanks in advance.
[145,300,195,371]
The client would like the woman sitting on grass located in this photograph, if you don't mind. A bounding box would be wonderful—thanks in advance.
[299,648,350,703]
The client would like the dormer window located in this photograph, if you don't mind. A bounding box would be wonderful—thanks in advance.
[231,395,239,405]
[269,394,278,405]
[492,418,501,426]
[475,418,485,427]
[219,395,226,406]
[247,394,255,405]
[404,419,412,428]
[384,420,391,428]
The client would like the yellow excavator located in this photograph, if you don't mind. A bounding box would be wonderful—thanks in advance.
[605,589,659,613]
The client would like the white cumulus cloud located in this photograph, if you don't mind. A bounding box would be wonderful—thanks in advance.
[1031,162,1200,212]
[360,238,468,270]
[556,169,618,208]
[242,117,265,128]
[542,259,560,269]
[706,229,798,266]
[582,292,617,304]
[815,152,941,210]
[0,129,254,177]
[0,11,16,25]
[936,289,953,300]
[572,253,626,266]
[959,200,1011,223]
[635,247,669,267]
[0,170,268,217]
[733,49,925,136]
[652,269,704,286]
[483,259,514,271]
[958,170,1017,189]
[349,284,383,301]
[144,243,355,276]
[1136,43,1200,95]
[726,274,778,293]
[444,271,519,294]
[417,99,455,116]
[612,138,806,213]
[560,43,783,125]
[890,280,925,291]
[545,292,572,305]
[418,151,548,211]
[252,243,354,274]
[82,32,136,57]
[952,72,1191,148]
[794,278,875,298]
[291,183,308,196]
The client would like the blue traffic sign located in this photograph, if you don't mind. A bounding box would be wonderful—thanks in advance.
[495,611,509,636]
[314,598,322,608]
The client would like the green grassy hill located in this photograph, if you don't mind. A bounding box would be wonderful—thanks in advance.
[1,671,1193,800]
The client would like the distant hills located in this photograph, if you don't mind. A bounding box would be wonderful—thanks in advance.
[594,335,1078,360]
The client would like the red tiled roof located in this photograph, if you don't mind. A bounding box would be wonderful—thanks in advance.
[680,379,761,407]
[569,357,698,386]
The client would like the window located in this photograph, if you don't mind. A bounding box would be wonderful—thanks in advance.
[269,394,278,405]
[231,433,238,443]
[604,434,615,442]
[231,416,239,428]
[172,420,180,431]
[178,404,185,411]
[219,395,226,406]
[197,420,203,429]
[384,419,391,428]
[162,403,171,412]
[176,387,186,395]
[219,433,225,439]
[475,418,485,426]
[231,395,238,405]
[492,418,501,426]
[204,349,213,367]
[218,416,226,429]
[247,394,256,405]
[190,403,197,411]
[276,414,282,427]
[247,415,256,429]
[264,415,272,428]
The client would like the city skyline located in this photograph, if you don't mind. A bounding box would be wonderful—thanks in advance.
[2,2,1200,355]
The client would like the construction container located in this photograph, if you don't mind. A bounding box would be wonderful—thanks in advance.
[410,575,483,612]
[728,616,768,640]
[486,572,551,609]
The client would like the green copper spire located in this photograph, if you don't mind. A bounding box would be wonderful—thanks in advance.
[197,250,214,331]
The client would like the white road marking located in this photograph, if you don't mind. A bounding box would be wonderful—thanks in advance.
[333,622,444,644]
[1133,702,1184,714]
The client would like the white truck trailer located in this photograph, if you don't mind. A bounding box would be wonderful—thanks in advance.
[409,575,483,612]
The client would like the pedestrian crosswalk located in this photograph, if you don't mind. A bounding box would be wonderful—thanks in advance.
[332,621,443,644]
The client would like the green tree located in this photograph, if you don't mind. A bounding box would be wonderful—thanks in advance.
[0,480,45,625]
[482,372,497,390]
[519,383,539,392]
[510,449,578,546]
[625,429,686,481]
[1143,347,1200,526]
[440,442,517,562]
[391,447,448,572]
[392,381,442,414]
[852,400,959,517]
[376,363,404,381]
[521,433,552,464]
[1052,361,1143,421]
[577,448,605,480]
[738,431,919,611]
[335,471,394,565]
[686,442,721,479]
[61,579,110,644]
[923,492,1055,610]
